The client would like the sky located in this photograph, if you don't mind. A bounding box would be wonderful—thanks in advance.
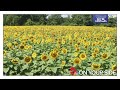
[61,14,117,18]
[47,14,117,18]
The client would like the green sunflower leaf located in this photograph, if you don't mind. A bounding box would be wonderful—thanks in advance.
[51,67,57,73]
[25,72,33,76]
[4,67,9,73]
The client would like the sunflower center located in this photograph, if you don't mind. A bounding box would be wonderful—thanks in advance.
[113,66,117,70]
[81,54,85,58]
[20,45,24,49]
[13,60,18,63]
[76,48,80,51]
[95,50,98,52]
[75,59,80,64]
[93,44,95,46]
[103,54,107,58]
[78,42,80,45]
[43,56,47,60]
[85,46,87,48]
[25,57,30,62]
[93,53,96,57]
[63,50,66,53]
[62,61,65,65]
[93,65,99,68]
[52,53,57,57]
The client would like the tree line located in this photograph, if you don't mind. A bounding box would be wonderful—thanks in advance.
[3,14,117,27]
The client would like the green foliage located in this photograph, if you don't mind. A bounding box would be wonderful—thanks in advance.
[3,14,116,27]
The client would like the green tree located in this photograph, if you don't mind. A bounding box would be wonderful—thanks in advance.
[4,15,14,25]
[82,14,93,26]
[18,15,31,25]
[25,19,35,25]
[62,15,72,25]
[107,17,117,27]
[71,14,83,25]
[47,14,64,25]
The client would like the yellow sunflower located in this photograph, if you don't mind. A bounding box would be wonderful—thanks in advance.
[62,40,65,44]
[92,52,97,58]
[21,41,26,45]
[24,56,32,64]
[112,65,117,71]
[73,52,79,57]
[84,45,88,49]
[77,42,80,45]
[13,32,18,38]
[79,53,87,60]
[11,59,19,64]
[32,52,37,58]
[28,45,32,49]
[74,58,81,64]
[74,44,78,48]
[101,53,108,60]
[53,48,59,53]
[61,48,67,54]
[25,45,29,50]
[19,44,25,49]
[92,63,100,70]
[6,42,12,48]
[3,50,7,56]
[75,47,80,52]
[92,42,96,46]
[41,54,48,61]
[13,41,18,46]
[94,48,99,53]
[50,51,58,60]
[61,61,66,67]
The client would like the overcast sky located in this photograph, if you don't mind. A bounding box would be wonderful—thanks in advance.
[61,14,117,18]
[47,14,117,18]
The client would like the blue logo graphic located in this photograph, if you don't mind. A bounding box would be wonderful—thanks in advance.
[93,14,108,23]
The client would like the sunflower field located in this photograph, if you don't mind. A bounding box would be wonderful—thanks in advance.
[3,26,117,76]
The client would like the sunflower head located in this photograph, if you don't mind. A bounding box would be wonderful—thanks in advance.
[41,54,48,61]
[77,42,80,45]
[53,48,59,53]
[84,45,88,49]
[28,45,32,49]
[79,53,87,60]
[25,45,29,50]
[21,41,26,45]
[76,47,80,52]
[92,63,101,70]
[3,50,7,56]
[73,52,79,57]
[19,44,25,49]
[11,59,19,64]
[6,42,12,48]
[74,58,81,65]
[112,65,117,71]
[102,53,108,60]
[32,52,37,58]
[69,41,72,45]
[13,41,18,46]
[24,56,32,64]
[74,44,78,48]
[62,40,65,44]
[50,51,58,60]
[92,53,97,58]
[94,48,99,53]
[61,48,67,54]
[92,42,96,46]
[61,61,66,67]
[13,33,18,38]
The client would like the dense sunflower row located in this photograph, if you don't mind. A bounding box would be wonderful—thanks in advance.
[3,26,117,76]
